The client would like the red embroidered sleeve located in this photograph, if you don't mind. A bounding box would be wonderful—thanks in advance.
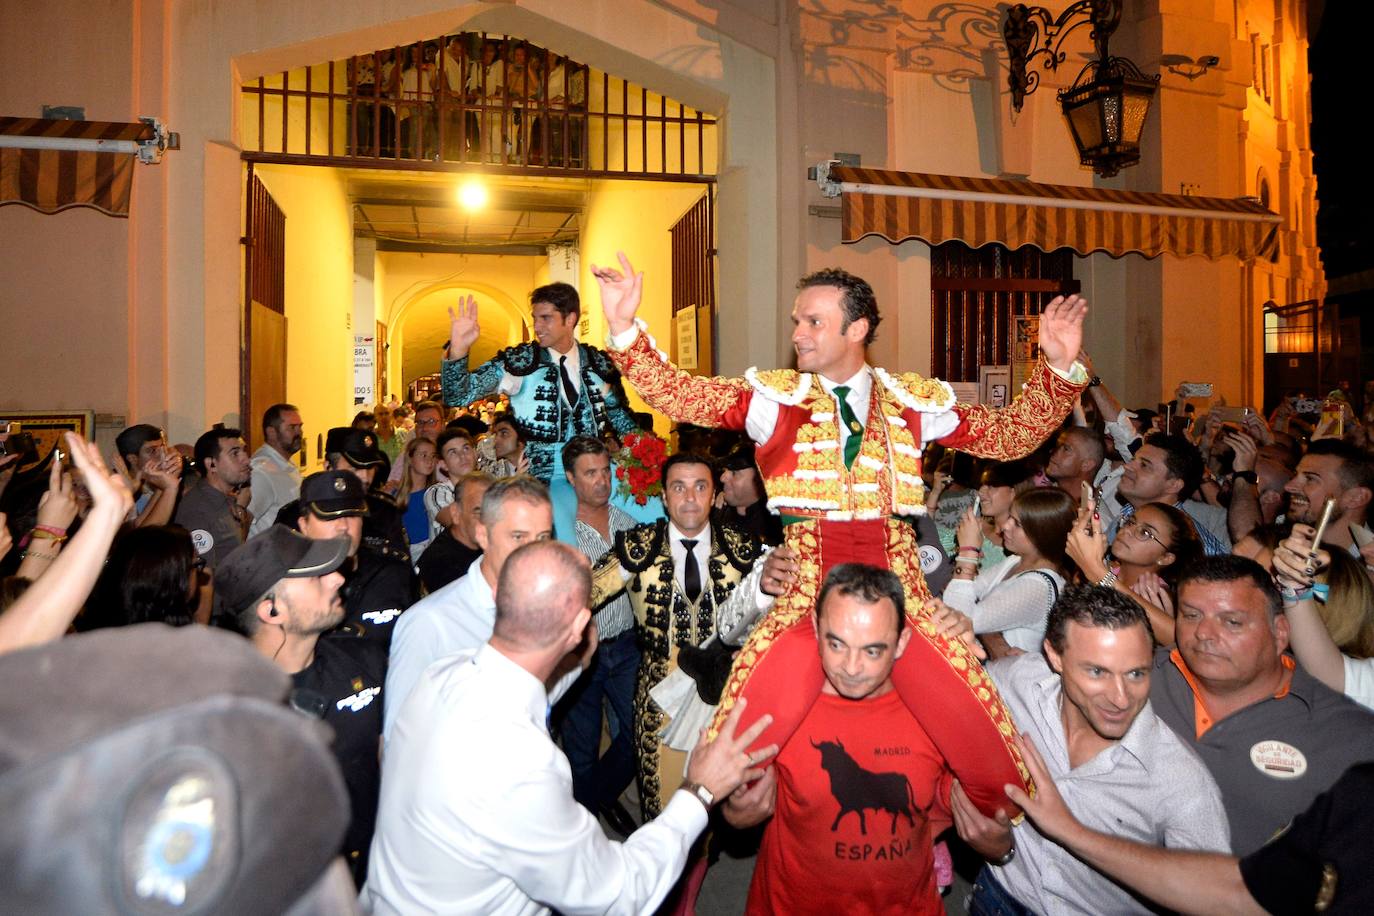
[938,359,1087,459]
[608,330,753,429]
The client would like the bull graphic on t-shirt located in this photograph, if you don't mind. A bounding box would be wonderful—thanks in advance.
[812,738,918,835]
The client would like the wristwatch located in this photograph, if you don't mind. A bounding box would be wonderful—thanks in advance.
[991,845,1017,866]
[679,780,714,810]
[1233,470,1258,485]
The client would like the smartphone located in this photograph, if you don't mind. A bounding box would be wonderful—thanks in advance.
[1211,406,1256,424]
[1311,499,1338,551]
[1290,397,1322,415]
[1080,480,1095,515]
[1178,382,1214,398]
[972,494,982,518]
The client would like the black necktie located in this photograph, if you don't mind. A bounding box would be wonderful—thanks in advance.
[559,355,579,407]
[681,538,701,603]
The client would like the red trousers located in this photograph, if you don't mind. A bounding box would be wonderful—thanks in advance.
[718,517,1028,817]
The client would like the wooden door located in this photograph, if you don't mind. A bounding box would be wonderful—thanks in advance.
[242,170,287,450]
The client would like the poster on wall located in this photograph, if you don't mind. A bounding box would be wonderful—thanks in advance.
[1011,316,1041,393]
[948,382,980,405]
[354,335,376,405]
[979,365,1012,408]
[0,410,95,474]
[675,306,698,371]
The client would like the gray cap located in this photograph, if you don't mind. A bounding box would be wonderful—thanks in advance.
[213,525,350,619]
[0,624,355,914]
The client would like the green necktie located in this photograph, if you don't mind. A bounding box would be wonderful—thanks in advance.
[832,385,862,469]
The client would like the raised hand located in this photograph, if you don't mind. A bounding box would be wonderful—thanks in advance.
[760,545,800,597]
[685,698,777,803]
[926,598,986,661]
[1038,294,1089,373]
[35,455,80,531]
[447,294,481,360]
[591,251,644,337]
[71,434,133,522]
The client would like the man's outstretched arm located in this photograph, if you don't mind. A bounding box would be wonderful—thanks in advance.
[933,295,1090,460]
[1005,733,1264,916]
[441,294,511,407]
[593,252,751,429]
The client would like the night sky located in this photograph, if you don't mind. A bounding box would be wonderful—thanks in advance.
[1310,1,1371,280]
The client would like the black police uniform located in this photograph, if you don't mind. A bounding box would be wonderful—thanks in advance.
[274,495,410,566]
[291,633,386,888]
[339,547,419,648]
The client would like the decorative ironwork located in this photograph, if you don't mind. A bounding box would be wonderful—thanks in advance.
[1001,0,1158,177]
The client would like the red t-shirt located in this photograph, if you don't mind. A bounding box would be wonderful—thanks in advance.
[746,690,953,915]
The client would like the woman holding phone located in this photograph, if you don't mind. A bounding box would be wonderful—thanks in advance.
[1066,499,1204,645]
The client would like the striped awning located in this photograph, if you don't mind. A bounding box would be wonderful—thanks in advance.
[827,165,1281,261]
[0,118,155,217]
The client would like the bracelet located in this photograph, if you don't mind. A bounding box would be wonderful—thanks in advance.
[29,528,67,542]
[1096,570,1118,588]
[953,556,980,565]
[991,845,1017,866]
[957,546,984,556]
[33,524,68,538]
[20,550,55,562]
[1280,585,1315,604]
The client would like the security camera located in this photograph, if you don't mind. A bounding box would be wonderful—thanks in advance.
[1201,55,1220,67]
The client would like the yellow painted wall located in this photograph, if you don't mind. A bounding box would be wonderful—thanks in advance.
[579,179,709,433]
[377,251,542,393]
[253,164,355,452]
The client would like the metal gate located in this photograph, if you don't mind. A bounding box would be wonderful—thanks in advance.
[930,242,1079,383]
[669,192,715,373]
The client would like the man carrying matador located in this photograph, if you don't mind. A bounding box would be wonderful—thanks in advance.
[591,253,1089,816]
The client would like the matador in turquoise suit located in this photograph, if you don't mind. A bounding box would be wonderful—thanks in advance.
[441,282,647,536]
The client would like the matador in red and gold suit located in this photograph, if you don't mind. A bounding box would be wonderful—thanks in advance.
[594,257,1089,816]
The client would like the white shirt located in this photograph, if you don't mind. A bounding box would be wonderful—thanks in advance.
[246,444,301,537]
[363,644,708,915]
[987,653,1230,915]
[941,556,1065,653]
[383,557,494,740]
[492,345,584,406]
[1343,655,1374,711]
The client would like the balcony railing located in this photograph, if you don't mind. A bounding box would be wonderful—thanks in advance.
[240,32,718,179]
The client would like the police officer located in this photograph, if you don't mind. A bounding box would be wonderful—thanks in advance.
[214,524,386,888]
[291,470,418,649]
[275,427,410,564]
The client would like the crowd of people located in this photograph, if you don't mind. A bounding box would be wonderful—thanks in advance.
[349,35,587,166]
[2,255,1373,914]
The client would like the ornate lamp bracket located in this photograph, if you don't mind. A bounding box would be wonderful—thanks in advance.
[1003,0,1121,112]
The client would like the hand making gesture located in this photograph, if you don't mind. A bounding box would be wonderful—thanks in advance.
[591,251,645,337]
[1037,294,1090,373]
[447,293,481,361]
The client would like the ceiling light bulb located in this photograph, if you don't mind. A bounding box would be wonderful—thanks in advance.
[458,179,488,210]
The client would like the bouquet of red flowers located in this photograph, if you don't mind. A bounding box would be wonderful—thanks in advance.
[614,430,668,505]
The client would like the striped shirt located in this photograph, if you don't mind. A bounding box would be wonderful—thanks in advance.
[573,505,638,640]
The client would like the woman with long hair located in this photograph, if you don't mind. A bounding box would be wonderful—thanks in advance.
[1274,524,1374,710]
[944,487,1077,659]
[1066,501,1204,645]
[80,524,202,630]
[396,437,439,562]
